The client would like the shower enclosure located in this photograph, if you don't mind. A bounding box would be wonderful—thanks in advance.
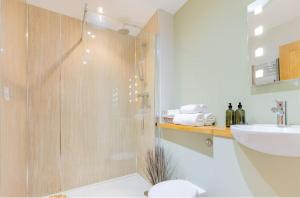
[0,0,157,196]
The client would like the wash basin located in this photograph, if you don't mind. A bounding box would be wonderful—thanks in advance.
[231,124,300,157]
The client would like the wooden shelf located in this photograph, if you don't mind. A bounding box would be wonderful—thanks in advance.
[213,127,233,138]
[158,123,233,138]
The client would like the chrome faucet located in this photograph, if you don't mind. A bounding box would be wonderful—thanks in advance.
[271,100,287,127]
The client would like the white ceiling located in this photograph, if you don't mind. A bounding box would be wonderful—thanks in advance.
[27,0,187,35]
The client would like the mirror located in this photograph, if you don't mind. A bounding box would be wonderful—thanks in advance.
[248,0,300,86]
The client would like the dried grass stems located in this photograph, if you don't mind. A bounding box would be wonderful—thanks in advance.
[145,145,172,185]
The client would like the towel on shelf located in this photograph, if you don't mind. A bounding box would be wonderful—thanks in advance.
[180,104,208,114]
[204,113,216,126]
[166,109,180,118]
[204,120,215,126]
[162,109,180,123]
[204,113,216,120]
[173,113,205,127]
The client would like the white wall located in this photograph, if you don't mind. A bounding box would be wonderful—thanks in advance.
[162,136,257,197]
[160,0,300,196]
[173,0,300,126]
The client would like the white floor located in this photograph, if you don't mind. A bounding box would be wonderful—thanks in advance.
[63,174,151,197]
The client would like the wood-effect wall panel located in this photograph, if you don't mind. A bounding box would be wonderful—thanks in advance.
[27,5,61,196]
[27,6,138,194]
[280,40,300,80]
[0,3,154,195]
[0,0,28,196]
[60,23,137,190]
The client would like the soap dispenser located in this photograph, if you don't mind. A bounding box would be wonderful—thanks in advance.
[235,102,245,125]
[226,103,235,127]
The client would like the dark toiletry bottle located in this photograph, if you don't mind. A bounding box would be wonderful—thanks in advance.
[235,102,245,125]
[226,103,235,127]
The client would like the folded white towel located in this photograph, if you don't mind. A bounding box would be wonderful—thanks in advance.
[166,109,180,118]
[204,113,216,120]
[204,121,215,126]
[173,113,205,127]
[180,104,208,114]
[204,113,216,126]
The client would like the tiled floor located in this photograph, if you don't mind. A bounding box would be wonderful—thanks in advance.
[63,174,150,197]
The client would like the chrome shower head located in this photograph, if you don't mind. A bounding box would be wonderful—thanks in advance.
[118,23,142,35]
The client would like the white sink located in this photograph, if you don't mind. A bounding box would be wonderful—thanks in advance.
[231,124,300,157]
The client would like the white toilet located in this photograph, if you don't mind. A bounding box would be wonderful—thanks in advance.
[148,180,206,197]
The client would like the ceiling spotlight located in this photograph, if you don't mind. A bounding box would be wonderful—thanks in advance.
[91,35,96,39]
[97,6,104,14]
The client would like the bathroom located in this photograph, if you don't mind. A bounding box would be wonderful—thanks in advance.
[1,0,300,197]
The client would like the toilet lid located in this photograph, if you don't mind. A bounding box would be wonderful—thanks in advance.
[148,180,205,197]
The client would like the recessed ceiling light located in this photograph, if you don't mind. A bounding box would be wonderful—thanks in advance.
[254,5,263,15]
[97,6,104,14]
[254,25,264,36]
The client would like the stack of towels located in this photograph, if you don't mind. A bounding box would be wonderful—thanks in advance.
[167,104,216,127]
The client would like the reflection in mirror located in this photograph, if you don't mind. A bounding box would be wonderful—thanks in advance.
[248,0,300,86]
